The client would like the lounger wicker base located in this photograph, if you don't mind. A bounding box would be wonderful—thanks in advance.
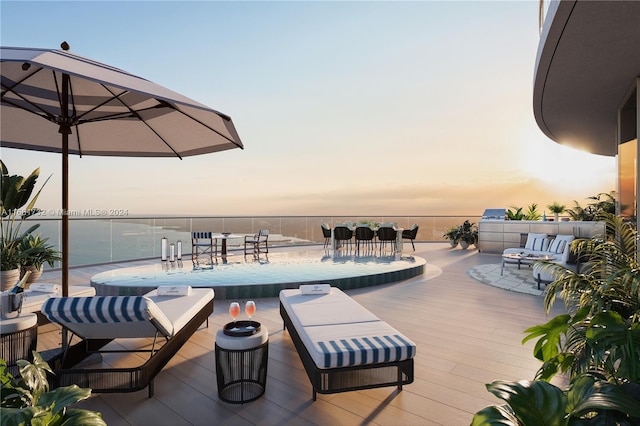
[279,286,415,401]
[42,288,214,398]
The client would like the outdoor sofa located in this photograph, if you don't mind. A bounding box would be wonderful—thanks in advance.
[41,286,214,397]
[280,284,415,400]
[503,232,577,288]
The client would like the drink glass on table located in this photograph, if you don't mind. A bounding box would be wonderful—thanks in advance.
[245,300,256,324]
[229,302,240,329]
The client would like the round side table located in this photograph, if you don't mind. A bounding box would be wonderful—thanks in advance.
[215,325,268,404]
[1,313,38,376]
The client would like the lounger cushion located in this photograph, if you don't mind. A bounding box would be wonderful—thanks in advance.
[280,287,416,369]
[144,288,213,335]
[42,295,174,339]
[41,288,214,340]
[21,285,96,314]
[280,289,380,327]
[303,321,416,368]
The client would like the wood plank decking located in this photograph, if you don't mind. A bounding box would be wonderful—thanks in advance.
[33,243,566,426]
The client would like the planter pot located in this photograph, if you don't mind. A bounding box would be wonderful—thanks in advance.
[460,241,470,250]
[554,213,560,222]
[0,268,21,291]
[449,240,458,248]
[21,265,43,286]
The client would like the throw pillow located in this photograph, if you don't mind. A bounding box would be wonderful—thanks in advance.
[548,238,566,254]
[525,233,548,251]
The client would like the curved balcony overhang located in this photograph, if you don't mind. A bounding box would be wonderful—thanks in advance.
[533,0,640,156]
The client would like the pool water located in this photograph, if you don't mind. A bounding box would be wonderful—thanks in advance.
[91,250,427,299]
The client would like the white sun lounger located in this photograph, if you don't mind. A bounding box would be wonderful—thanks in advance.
[280,285,415,400]
[41,287,214,397]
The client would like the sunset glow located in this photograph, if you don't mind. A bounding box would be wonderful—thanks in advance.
[1,1,615,217]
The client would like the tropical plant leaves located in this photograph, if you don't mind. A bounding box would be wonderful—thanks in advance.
[485,380,567,426]
[471,404,520,425]
[566,375,640,420]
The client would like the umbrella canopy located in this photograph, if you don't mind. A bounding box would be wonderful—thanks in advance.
[1,44,244,296]
[1,45,243,156]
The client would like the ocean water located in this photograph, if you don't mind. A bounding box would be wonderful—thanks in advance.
[31,219,191,267]
[24,216,478,268]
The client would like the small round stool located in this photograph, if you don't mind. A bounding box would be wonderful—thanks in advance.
[1,313,38,376]
[215,325,268,403]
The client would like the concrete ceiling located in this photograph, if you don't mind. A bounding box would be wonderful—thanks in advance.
[533,0,640,156]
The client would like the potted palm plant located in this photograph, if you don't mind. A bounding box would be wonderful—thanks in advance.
[18,233,61,285]
[546,201,566,221]
[0,160,50,290]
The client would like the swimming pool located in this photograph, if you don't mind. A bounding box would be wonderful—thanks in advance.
[91,250,427,299]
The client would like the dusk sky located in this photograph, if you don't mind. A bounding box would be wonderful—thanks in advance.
[1,1,615,217]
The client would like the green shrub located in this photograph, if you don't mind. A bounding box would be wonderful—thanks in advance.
[0,352,106,426]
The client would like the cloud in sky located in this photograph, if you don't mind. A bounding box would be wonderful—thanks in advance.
[1,1,616,217]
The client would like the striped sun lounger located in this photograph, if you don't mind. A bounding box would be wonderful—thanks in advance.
[279,285,415,400]
[41,287,214,397]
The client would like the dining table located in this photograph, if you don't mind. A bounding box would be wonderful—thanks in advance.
[212,233,247,256]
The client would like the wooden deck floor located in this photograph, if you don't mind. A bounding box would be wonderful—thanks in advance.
[35,243,566,426]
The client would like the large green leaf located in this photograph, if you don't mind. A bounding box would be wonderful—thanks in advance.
[567,375,640,419]
[0,405,53,426]
[16,352,50,404]
[38,385,92,415]
[523,314,571,361]
[486,380,567,426]
[471,404,521,425]
[63,408,107,426]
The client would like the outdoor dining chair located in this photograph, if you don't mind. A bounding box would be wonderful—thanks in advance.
[244,229,270,255]
[321,224,332,248]
[377,226,398,252]
[402,224,419,251]
[333,226,354,250]
[191,232,217,265]
[355,225,376,251]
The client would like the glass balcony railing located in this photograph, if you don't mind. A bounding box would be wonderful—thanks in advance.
[23,215,481,269]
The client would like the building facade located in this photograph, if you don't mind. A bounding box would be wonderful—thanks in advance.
[533,0,640,230]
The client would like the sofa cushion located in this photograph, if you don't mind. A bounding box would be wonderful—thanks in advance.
[548,238,567,254]
[524,233,548,251]
[552,234,575,262]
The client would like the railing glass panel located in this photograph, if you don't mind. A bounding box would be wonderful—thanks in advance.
[23,215,480,268]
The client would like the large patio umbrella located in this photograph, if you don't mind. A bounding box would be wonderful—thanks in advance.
[1,43,243,296]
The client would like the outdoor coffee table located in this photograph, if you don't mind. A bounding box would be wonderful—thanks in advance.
[501,253,554,275]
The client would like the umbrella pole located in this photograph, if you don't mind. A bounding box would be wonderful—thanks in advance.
[61,73,70,299]
[62,134,69,298]
[60,73,70,351]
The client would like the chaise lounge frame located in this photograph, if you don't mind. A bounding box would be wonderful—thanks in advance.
[46,297,213,398]
[280,302,414,401]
